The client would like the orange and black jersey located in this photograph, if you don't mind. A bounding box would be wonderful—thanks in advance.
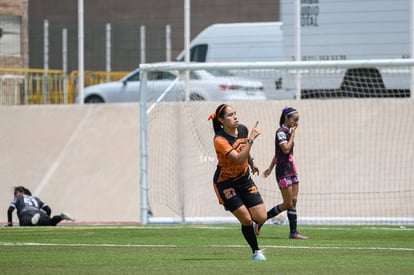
[213,124,250,183]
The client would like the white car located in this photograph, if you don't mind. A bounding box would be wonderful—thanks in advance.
[80,68,266,103]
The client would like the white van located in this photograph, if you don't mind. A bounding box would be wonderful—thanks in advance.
[280,0,411,98]
[176,22,284,62]
[176,22,290,99]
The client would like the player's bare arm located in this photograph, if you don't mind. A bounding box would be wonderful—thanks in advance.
[263,156,276,178]
[280,125,296,154]
[228,121,261,164]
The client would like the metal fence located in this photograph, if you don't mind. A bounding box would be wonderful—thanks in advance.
[0,68,128,105]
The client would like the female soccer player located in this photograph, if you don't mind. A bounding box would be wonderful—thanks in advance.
[6,186,75,226]
[255,107,308,239]
[208,104,267,261]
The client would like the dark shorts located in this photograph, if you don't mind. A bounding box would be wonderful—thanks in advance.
[19,210,60,226]
[213,174,264,212]
[19,210,37,226]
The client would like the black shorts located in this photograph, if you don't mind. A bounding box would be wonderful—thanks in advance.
[213,174,264,212]
[19,210,38,226]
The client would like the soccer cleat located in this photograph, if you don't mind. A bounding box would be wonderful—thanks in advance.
[254,223,263,236]
[289,232,309,239]
[252,249,266,261]
[61,212,75,222]
[271,214,287,225]
[31,213,40,225]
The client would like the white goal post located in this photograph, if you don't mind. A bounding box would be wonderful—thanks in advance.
[138,59,414,225]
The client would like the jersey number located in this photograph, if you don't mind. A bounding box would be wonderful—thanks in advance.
[24,197,39,208]
[223,188,236,200]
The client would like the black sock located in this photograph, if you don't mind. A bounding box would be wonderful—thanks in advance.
[287,209,297,234]
[50,215,63,226]
[241,224,259,253]
[267,205,281,219]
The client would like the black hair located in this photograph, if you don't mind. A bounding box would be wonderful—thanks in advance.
[279,107,297,127]
[14,186,32,196]
[211,104,228,133]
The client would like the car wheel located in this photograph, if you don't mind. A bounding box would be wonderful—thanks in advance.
[189,93,205,101]
[85,95,105,103]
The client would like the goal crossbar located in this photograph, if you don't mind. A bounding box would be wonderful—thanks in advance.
[140,59,414,71]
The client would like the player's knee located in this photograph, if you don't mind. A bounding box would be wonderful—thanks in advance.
[236,212,253,225]
[285,201,295,209]
[281,201,292,210]
[240,218,253,226]
[256,215,267,224]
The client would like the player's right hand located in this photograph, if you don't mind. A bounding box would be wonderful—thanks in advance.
[263,168,271,178]
[290,125,297,135]
[249,121,261,140]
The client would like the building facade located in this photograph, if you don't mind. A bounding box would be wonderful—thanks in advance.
[0,0,28,68]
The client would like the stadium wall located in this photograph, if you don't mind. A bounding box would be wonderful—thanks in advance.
[0,100,413,224]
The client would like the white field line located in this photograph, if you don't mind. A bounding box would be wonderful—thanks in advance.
[7,225,411,231]
[0,242,177,248]
[0,242,413,251]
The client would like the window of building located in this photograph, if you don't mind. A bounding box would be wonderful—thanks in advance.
[0,15,21,56]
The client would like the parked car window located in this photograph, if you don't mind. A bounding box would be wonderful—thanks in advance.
[209,70,234,77]
[126,71,140,82]
[124,70,176,82]
[147,71,177,80]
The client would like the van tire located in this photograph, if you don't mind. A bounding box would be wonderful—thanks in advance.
[189,93,205,101]
[340,68,386,97]
[85,95,105,103]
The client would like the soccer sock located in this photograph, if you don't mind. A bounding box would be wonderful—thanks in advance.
[51,215,63,226]
[241,224,259,253]
[287,209,297,234]
[267,205,281,219]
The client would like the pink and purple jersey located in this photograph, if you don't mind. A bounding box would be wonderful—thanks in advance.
[274,125,298,180]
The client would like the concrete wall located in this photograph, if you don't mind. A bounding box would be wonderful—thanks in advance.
[1,104,140,224]
[1,100,413,224]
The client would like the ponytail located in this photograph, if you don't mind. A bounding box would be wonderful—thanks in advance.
[208,104,228,133]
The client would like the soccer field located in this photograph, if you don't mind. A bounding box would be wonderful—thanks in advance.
[1,224,413,274]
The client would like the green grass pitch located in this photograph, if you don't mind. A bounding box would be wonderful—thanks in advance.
[1,224,413,274]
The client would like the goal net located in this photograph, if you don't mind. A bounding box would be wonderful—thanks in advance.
[138,59,414,225]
